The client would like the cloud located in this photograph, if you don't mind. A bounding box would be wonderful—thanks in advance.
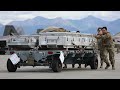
[0,11,120,25]
[91,11,120,21]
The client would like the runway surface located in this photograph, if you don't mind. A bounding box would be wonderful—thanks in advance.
[0,53,120,79]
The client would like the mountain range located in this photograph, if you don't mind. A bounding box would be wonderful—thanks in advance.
[0,15,120,36]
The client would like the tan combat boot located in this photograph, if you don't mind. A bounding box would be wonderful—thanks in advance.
[105,63,110,69]
[112,65,115,70]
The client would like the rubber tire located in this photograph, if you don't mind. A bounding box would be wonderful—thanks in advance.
[90,56,98,69]
[52,60,62,72]
[7,59,17,72]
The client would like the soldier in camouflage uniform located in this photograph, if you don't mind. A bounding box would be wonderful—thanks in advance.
[95,27,104,68]
[96,27,115,70]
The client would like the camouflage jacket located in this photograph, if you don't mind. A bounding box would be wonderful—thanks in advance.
[95,34,102,49]
[95,32,114,48]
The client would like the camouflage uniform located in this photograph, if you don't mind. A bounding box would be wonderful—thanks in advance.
[102,32,115,69]
[95,34,104,68]
[97,32,115,70]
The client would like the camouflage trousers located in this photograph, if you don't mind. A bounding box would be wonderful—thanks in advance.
[99,49,104,67]
[102,46,115,67]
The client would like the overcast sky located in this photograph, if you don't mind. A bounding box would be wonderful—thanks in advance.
[0,11,120,25]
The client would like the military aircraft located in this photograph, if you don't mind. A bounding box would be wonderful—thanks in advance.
[0,25,19,54]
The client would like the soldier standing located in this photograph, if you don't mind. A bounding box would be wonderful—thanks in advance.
[96,27,115,70]
[102,27,115,70]
[95,27,104,68]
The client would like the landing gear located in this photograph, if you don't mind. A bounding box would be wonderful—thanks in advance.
[90,56,98,69]
[51,54,62,72]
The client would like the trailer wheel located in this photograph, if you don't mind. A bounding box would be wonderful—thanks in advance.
[7,59,17,72]
[52,60,62,72]
[90,56,98,69]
